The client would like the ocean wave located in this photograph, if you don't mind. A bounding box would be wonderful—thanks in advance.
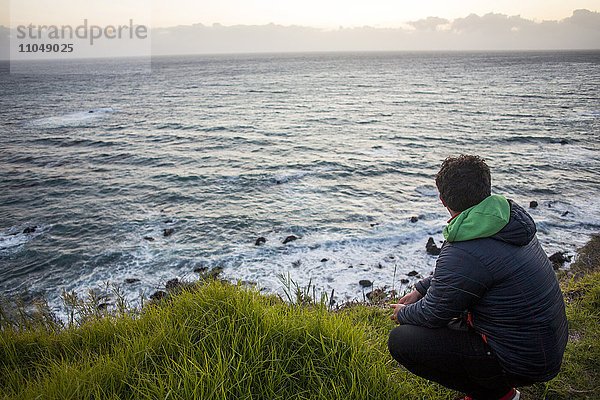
[572,109,600,118]
[415,185,438,197]
[31,137,120,148]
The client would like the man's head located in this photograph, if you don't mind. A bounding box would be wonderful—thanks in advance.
[435,154,491,213]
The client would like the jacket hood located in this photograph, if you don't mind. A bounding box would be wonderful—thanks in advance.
[443,195,510,242]
[491,199,537,246]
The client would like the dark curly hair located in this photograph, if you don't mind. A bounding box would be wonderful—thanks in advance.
[435,155,491,213]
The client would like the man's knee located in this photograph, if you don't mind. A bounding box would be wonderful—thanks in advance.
[388,325,419,366]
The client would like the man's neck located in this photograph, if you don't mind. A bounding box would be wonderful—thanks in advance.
[448,207,459,218]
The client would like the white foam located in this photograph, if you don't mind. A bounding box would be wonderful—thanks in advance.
[25,108,115,127]
[369,147,399,158]
[272,170,311,184]
[0,225,45,254]
[0,233,31,251]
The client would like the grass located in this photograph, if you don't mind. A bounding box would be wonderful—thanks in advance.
[1,235,600,399]
[0,281,452,400]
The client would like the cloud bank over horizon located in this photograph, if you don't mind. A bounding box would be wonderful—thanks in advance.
[1,9,599,59]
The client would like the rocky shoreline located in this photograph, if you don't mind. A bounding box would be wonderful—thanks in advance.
[140,223,573,311]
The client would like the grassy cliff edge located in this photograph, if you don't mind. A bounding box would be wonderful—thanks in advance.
[1,235,599,399]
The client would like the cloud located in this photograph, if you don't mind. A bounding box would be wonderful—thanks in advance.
[147,9,600,54]
[565,9,600,25]
[451,13,535,33]
[444,9,600,49]
[408,17,449,31]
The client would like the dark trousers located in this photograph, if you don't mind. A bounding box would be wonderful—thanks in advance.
[388,324,534,400]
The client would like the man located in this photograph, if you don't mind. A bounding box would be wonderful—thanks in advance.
[388,155,568,400]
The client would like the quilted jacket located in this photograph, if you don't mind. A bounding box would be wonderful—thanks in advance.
[398,196,568,381]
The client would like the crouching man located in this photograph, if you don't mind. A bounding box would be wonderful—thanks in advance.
[389,155,567,400]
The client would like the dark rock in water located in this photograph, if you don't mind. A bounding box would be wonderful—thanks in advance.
[370,223,378,227]
[549,251,571,269]
[426,237,441,256]
[88,110,94,113]
[255,237,266,246]
[125,278,140,284]
[410,216,419,223]
[359,279,373,288]
[292,260,302,268]
[166,278,180,290]
[400,278,410,284]
[193,266,208,273]
[163,228,175,237]
[376,263,383,269]
[407,270,419,277]
[282,235,298,244]
[22,226,37,234]
[150,291,167,302]
[559,139,569,145]
[97,302,111,310]
[276,180,282,185]
[529,201,538,208]
[164,219,173,224]
[321,258,328,262]
[143,236,155,242]
[562,211,569,217]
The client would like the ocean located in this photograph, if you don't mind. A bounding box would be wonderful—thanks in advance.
[1,51,599,314]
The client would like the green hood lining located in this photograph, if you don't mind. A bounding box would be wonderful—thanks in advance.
[443,195,510,242]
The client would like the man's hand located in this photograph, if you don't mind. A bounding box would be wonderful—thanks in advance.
[389,289,423,324]
[389,303,405,324]
[398,289,423,305]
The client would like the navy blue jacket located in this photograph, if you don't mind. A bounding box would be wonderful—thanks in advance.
[398,201,568,381]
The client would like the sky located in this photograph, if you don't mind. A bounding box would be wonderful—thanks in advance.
[2,0,600,28]
[1,1,599,58]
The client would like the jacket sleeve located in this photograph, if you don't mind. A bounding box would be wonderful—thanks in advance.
[414,276,432,296]
[397,245,493,328]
